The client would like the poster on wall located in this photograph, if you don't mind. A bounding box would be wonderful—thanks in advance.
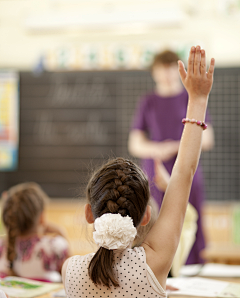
[0,72,19,171]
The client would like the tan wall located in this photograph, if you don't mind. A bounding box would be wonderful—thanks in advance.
[1,0,240,69]
[45,199,97,256]
[45,199,240,256]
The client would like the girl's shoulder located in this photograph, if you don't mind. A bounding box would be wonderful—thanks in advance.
[38,235,69,246]
[113,246,146,270]
[16,234,68,250]
[67,252,95,267]
[67,246,146,270]
[62,252,95,288]
[65,246,146,274]
[116,246,146,260]
[36,235,69,255]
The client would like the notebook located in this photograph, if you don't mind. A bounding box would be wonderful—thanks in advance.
[0,276,61,298]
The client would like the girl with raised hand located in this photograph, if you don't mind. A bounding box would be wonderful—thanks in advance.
[62,45,215,297]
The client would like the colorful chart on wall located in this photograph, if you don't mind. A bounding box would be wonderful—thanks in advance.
[0,72,19,171]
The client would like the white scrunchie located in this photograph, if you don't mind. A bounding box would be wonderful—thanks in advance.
[93,213,137,250]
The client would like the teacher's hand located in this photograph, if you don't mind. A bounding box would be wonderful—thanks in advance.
[155,139,179,161]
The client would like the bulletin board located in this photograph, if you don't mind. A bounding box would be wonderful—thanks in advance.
[0,72,19,171]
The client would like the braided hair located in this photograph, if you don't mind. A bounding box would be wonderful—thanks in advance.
[2,182,48,271]
[87,158,150,288]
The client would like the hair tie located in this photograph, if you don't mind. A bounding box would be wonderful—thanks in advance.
[93,213,137,250]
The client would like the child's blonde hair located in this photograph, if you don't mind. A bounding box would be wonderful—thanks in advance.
[2,182,48,270]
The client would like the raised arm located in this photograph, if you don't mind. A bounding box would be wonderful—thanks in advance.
[142,46,215,288]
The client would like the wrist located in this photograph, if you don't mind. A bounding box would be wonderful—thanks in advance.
[188,95,208,107]
[187,98,207,118]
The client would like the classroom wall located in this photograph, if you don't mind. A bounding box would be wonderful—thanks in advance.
[0,0,240,70]
[45,200,240,256]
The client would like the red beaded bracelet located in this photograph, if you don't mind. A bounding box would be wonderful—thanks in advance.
[182,118,207,130]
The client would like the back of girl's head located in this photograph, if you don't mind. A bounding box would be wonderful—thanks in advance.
[87,157,150,288]
[1,182,48,268]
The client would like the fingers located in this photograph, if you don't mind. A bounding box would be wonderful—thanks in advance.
[207,58,215,80]
[189,45,214,79]
[178,60,187,82]
[200,49,206,76]
[187,46,195,75]
[194,46,201,75]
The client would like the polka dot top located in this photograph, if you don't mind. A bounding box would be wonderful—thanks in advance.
[65,246,166,298]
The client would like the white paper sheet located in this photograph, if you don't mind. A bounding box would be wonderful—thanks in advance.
[52,288,66,297]
[167,277,240,297]
[179,264,203,276]
[199,263,240,278]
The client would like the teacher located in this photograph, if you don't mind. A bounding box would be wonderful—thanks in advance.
[128,50,214,264]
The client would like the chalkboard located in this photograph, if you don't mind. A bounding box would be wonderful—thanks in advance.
[200,68,240,201]
[0,69,239,200]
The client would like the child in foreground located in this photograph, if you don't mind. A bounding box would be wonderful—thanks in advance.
[62,45,215,298]
[0,182,70,282]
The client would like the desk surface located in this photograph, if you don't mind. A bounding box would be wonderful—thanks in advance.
[36,277,240,298]
[168,277,240,298]
[201,244,240,265]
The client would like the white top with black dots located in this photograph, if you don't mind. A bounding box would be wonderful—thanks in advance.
[65,246,167,298]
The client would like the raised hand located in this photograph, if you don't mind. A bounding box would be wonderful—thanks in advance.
[178,46,215,98]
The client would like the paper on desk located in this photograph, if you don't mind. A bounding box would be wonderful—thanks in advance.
[219,283,240,297]
[52,288,66,297]
[167,277,240,297]
[179,264,203,276]
[199,263,240,278]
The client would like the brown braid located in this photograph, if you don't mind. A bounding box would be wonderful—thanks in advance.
[87,158,150,288]
[2,182,48,272]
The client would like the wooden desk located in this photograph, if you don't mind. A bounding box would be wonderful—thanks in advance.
[201,244,240,265]
[37,285,63,298]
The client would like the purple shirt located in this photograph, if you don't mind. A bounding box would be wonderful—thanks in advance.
[131,89,210,264]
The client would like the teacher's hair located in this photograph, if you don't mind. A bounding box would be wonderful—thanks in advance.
[151,50,180,70]
[87,157,150,288]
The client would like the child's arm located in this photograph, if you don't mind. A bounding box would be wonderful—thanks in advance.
[142,46,215,288]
